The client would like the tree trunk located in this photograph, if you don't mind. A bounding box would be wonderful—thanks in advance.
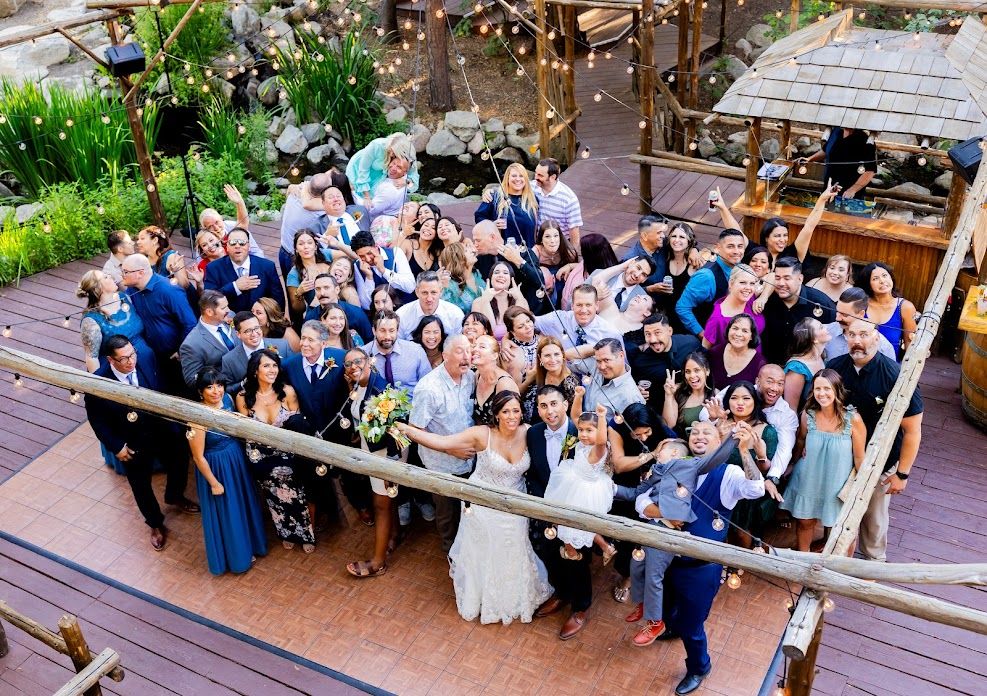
[379,0,398,44]
[427,0,454,111]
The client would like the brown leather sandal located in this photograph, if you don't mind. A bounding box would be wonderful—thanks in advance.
[346,560,387,578]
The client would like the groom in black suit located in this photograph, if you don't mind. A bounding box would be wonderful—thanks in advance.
[524,384,592,640]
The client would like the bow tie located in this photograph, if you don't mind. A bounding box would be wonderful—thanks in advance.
[545,429,564,441]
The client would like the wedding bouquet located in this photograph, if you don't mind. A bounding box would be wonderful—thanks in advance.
[358,386,412,449]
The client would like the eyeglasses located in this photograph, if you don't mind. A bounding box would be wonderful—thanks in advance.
[227,239,249,247]
[344,358,367,368]
[109,351,137,363]
[239,327,263,335]
[121,268,142,276]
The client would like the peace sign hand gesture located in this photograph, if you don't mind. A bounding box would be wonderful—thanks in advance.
[663,369,678,395]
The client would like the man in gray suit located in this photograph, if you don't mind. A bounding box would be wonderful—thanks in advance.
[220,311,292,389]
[179,290,239,387]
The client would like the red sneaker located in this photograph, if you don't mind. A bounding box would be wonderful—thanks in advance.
[632,620,666,647]
[625,602,644,623]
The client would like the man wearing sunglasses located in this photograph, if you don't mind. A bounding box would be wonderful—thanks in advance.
[203,227,284,313]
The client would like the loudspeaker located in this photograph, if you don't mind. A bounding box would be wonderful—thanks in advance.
[948,136,984,186]
[105,43,146,78]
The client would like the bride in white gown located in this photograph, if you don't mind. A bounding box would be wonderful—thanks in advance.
[397,390,552,624]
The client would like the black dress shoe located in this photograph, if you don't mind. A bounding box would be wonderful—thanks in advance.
[675,667,711,695]
[657,628,681,641]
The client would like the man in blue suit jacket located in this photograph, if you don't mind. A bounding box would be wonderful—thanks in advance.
[204,227,285,313]
[523,384,591,641]
[84,336,197,551]
[283,320,351,523]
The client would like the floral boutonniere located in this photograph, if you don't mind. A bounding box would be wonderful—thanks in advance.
[268,344,279,356]
[317,356,338,379]
[561,434,578,460]
[875,396,884,406]
[352,210,363,222]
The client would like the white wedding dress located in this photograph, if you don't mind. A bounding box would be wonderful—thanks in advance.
[448,431,553,624]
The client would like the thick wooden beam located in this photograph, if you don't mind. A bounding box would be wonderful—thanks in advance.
[535,0,551,154]
[675,0,688,149]
[86,0,218,7]
[782,163,987,661]
[55,27,109,69]
[942,172,969,237]
[563,4,577,164]
[122,0,204,103]
[545,0,641,8]
[53,650,121,696]
[0,10,123,49]
[639,0,656,211]
[5,348,987,638]
[848,0,987,10]
[59,616,101,696]
[745,117,761,204]
[789,0,799,33]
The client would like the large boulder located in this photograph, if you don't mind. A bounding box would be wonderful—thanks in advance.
[0,0,25,19]
[257,76,281,106]
[735,38,754,60]
[443,110,480,142]
[0,29,70,80]
[0,206,13,223]
[934,171,953,191]
[760,138,780,161]
[722,55,749,81]
[426,129,467,157]
[275,124,308,154]
[697,134,718,159]
[385,106,408,125]
[426,192,460,206]
[482,118,506,149]
[0,181,14,199]
[885,182,932,197]
[722,141,747,166]
[746,23,773,49]
[409,122,431,153]
[268,115,286,137]
[880,132,918,162]
[207,76,234,101]
[231,4,261,37]
[15,202,42,224]
[264,140,279,164]
[493,147,526,165]
[466,130,486,155]
[300,122,326,145]
[307,140,348,167]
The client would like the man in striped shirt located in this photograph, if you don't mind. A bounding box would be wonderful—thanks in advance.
[534,158,584,248]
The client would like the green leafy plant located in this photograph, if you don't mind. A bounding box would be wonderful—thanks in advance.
[275,28,386,149]
[197,101,271,181]
[132,3,233,105]
[905,10,967,31]
[764,0,837,40]
[453,17,473,37]
[0,80,159,199]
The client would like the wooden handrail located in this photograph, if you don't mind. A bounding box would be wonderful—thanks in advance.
[2,348,987,637]
[53,649,120,696]
[0,10,124,49]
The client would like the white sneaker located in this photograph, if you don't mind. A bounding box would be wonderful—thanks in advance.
[417,501,436,522]
[398,502,411,526]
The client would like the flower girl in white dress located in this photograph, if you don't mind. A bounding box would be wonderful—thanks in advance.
[544,400,616,562]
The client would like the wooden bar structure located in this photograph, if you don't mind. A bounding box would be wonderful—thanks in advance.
[638,0,655,209]
[0,601,124,693]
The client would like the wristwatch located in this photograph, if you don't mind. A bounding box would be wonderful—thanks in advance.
[766,476,781,486]
[894,471,909,481]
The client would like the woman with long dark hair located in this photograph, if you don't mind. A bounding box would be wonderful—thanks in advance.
[411,315,446,368]
[251,298,300,352]
[286,228,331,317]
[560,233,619,309]
[472,261,528,340]
[782,369,865,552]
[533,219,579,306]
[235,350,315,553]
[857,261,916,359]
[190,368,268,574]
[662,352,715,436]
[707,314,765,388]
[783,317,831,413]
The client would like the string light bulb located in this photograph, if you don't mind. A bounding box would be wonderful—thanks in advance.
[547,29,556,40]
[516,67,524,76]
[463,501,473,515]
[668,74,675,83]
[688,139,698,150]
[290,166,300,176]
[0,114,5,124]
[632,548,646,561]
[711,514,725,531]
[435,8,444,17]
[742,156,752,166]
[544,526,557,539]
[726,573,741,589]
[775,9,782,17]
[875,41,882,51]
[348,75,357,85]
[62,316,70,327]
[338,416,351,430]
[404,19,413,29]
[146,183,156,192]
[626,65,634,74]
[822,596,835,613]
[593,92,602,102]
[386,484,398,498]
[904,11,911,19]
[917,155,927,166]
[69,389,81,404]
[708,75,717,84]
[186,428,196,440]
[2,325,10,338]
[33,116,42,125]
[512,24,520,34]
[13,373,23,387]
[798,165,808,175]
[675,484,689,498]
[639,120,647,129]
[620,184,630,196]
[581,147,590,159]
[65,118,74,127]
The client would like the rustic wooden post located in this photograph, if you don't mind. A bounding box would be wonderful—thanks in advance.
[745,117,761,205]
[0,618,8,658]
[942,171,969,238]
[790,0,800,33]
[105,19,166,228]
[563,4,577,164]
[639,0,656,211]
[689,0,702,111]
[675,0,689,152]
[780,119,792,160]
[787,617,823,696]
[535,0,551,156]
[718,0,726,50]
[58,615,100,696]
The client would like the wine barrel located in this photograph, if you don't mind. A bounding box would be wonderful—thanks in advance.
[961,331,987,431]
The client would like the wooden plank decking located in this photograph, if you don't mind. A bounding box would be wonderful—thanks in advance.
[0,537,367,695]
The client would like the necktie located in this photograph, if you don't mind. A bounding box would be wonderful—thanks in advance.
[337,217,345,226]
[126,372,136,386]
[217,326,235,350]
[575,326,588,346]
[309,363,319,383]
[614,288,626,309]
[237,266,246,278]
[383,351,395,385]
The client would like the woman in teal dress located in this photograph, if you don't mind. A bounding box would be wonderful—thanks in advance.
[782,369,865,551]
[720,381,778,547]
[345,133,419,205]
[188,368,268,575]
[78,269,158,474]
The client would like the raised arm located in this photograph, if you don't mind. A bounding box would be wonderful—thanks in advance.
[225,184,250,230]
[395,422,488,454]
[711,186,742,232]
[589,403,608,462]
[791,182,839,261]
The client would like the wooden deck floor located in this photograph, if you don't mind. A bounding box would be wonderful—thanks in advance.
[0,537,366,695]
[1,160,985,694]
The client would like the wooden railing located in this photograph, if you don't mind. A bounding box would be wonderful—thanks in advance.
[0,600,123,696]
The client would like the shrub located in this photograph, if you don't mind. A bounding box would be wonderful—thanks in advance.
[275,28,386,148]
[197,101,271,181]
[764,0,836,39]
[132,3,232,105]
[0,80,160,199]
